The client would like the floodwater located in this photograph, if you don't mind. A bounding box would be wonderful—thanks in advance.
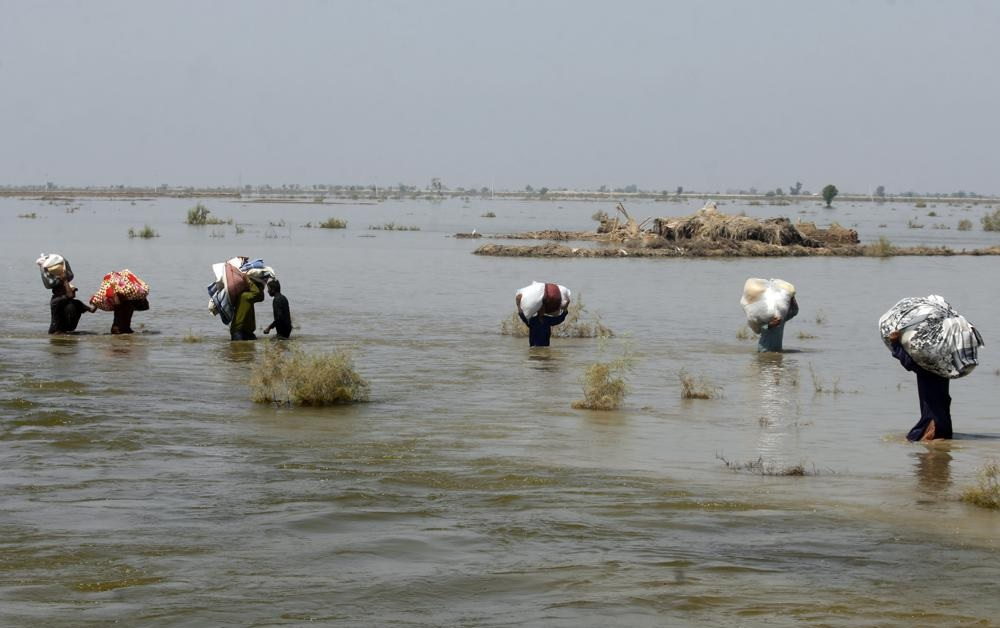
[1,195,999,627]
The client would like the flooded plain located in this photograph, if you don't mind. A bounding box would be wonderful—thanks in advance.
[2,195,999,626]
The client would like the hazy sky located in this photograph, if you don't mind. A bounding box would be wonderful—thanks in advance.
[2,0,999,193]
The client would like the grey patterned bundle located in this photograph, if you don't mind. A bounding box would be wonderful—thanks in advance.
[878,295,984,379]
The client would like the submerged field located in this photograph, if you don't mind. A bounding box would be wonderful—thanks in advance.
[2,195,999,626]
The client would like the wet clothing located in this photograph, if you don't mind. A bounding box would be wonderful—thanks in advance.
[230,281,264,341]
[892,341,953,441]
[757,297,799,353]
[112,301,136,334]
[49,293,88,334]
[269,293,292,339]
[518,310,568,347]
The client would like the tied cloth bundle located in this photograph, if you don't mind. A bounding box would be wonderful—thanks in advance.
[90,270,150,311]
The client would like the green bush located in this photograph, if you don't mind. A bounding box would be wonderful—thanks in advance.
[319,217,347,229]
[128,225,158,238]
[251,346,369,406]
[186,202,229,225]
[981,209,1000,231]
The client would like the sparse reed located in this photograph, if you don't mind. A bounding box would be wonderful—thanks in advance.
[961,461,1000,510]
[128,224,158,238]
[182,330,202,343]
[482,211,496,218]
[864,236,895,257]
[186,202,230,225]
[679,368,723,400]
[17,212,37,219]
[716,453,813,476]
[572,354,633,411]
[981,209,1000,231]
[958,219,973,231]
[368,222,420,231]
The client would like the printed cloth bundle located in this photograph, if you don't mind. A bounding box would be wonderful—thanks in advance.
[879,295,984,379]
[741,277,795,333]
[36,253,75,290]
[516,281,571,318]
[207,256,277,325]
[89,270,150,311]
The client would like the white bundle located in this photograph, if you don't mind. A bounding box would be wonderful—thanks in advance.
[516,281,571,319]
[741,277,795,333]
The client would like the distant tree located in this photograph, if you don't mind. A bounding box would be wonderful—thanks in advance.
[875,185,886,198]
[775,187,784,196]
[765,190,776,198]
[623,184,638,193]
[822,184,839,207]
[598,185,608,193]
[790,181,803,195]
[431,178,443,194]
[525,184,534,193]
[538,187,549,195]
[675,186,683,195]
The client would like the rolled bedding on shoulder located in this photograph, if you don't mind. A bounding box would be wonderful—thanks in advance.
[879,295,984,379]
[741,277,795,333]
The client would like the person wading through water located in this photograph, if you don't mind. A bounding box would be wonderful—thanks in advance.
[888,329,952,441]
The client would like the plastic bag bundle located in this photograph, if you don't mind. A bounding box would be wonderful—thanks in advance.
[879,295,984,379]
[89,270,150,311]
[36,253,74,289]
[516,281,571,318]
[741,278,795,333]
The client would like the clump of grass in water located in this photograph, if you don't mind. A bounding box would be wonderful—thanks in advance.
[957,219,973,231]
[369,222,420,231]
[679,368,723,400]
[864,236,895,257]
[736,326,756,341]
[981,208,1000,231]
[128,225,158,238]
[572,353,634,411]
[482,211,496,218]
[318,217,347,229]
[186,202,230,225]
[17,212,37,219]
[961,461,1000,510]
[798,331,817,340]
[499,295,612,338]
[716,453,813,476]
[250,345,369,406]
[182,329,202,343]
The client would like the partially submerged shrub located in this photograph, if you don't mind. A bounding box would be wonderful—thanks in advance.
[736,326,755,341]
[319,217,347,229]
[961,461,1000,510]
[957,219,973,231]
[679,368,722,399]
[572,355,633,411]
[186,202,229,225]
[500,294,612,338]
[251,345,369,406]
[369,222,420,231]
[182,330,202,343]
[482,211,496,218]
[17,212,37,219]
[128,224,158,238]
[981,209,1000,231]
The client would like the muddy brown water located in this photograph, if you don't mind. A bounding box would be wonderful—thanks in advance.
[2,196,999,626]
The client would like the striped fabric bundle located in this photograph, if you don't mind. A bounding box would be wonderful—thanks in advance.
[879,295,984,379]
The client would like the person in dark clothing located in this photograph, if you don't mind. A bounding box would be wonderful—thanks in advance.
[49,284,94,334]
[230,280,264,341]
[888,329,952,441]
[263,280,292,339]
[516,293,569,347]
[110,296,149,335]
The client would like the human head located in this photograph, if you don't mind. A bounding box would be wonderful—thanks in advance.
[267,280,281,297]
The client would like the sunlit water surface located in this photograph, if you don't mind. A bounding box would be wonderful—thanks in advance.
[1,196,998,626]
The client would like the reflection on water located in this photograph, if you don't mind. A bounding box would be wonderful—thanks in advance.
[912,446,953,500]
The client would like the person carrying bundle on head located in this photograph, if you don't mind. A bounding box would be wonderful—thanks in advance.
[515,281,571,347]
[740,278,798,353]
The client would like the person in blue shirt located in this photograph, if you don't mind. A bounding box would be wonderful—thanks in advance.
[888,329,952,441]
[758,296,798,353]
[516,293,569,347]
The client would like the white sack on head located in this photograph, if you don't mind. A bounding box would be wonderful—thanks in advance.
[741,278,795,333]
[878,295,984,379]
[516,281,571,318]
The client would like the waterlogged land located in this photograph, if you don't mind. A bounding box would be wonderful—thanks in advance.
[2,195,1000,626]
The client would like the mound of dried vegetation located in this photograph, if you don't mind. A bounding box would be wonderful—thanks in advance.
[679,368,723,399]
[251,345,369,406]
